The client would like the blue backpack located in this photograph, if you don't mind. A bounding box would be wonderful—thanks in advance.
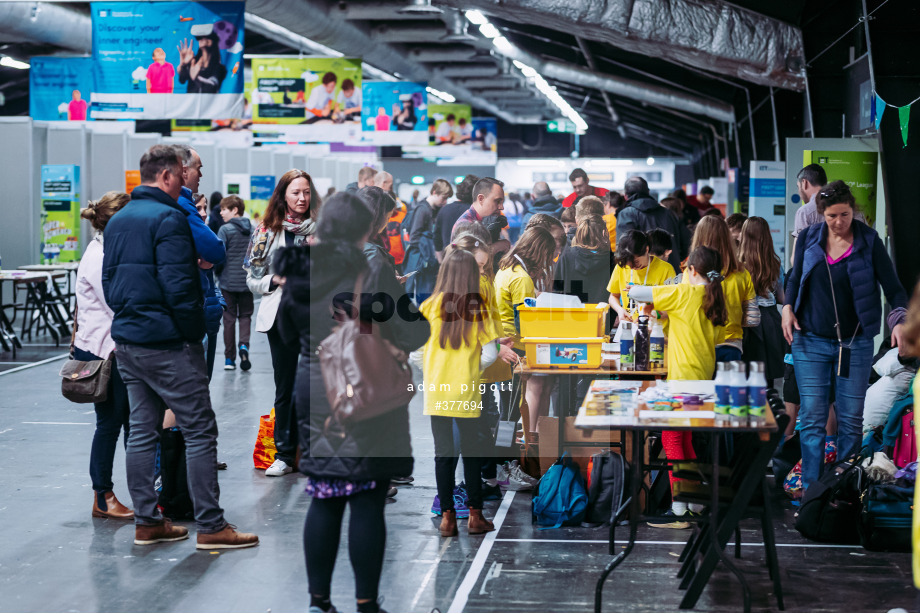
[532,453,588,529]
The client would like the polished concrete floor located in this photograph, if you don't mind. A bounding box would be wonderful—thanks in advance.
[0,324,915,613]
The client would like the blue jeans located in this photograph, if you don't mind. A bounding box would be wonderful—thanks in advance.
[791,332,873,490]
[74,347,130,493]
[116,341,226,533]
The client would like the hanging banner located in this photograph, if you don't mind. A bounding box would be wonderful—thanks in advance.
[250,57,362,142]
[41,165,81,263]
[248,175,276,222]
[429,103,473,145]
[29,57,94,121]
[360,81,428,146]
[748,161,786,263]
[471,117,498,152]
[803,150,879,226]
[403,104,496,163]
[90,2,245,119]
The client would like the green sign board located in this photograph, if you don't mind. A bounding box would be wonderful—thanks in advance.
[547,119,576,133]
[40,164,80,263]
[804,150,879,226]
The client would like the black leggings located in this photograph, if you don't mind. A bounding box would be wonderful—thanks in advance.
[304,481,389,601]
[431,415,485,510]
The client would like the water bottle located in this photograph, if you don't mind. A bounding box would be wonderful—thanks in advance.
[620,322,634,371]
[649,317,665,368]
[634,315,650,371]
[729,361,749,425]
[747,361,767,426]
[714,362,731,422]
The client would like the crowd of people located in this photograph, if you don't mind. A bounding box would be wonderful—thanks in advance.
[71,147,919,611]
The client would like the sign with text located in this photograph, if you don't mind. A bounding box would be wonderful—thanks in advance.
[30,57,94,121]
[40,165,81,262]
[804,150,879,226]
[749,161,786,263]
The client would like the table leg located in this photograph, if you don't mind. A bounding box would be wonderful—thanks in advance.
[26,283,60,345]
[594,430,642,612]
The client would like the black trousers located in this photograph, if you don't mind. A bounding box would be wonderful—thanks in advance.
[431,415,485,510]
[304,481,389,601]
[267,322,299,465]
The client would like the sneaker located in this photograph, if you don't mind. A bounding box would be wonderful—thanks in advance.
[224,358,235,371]
[134,520,189,545]
[265,459,293,477]
[196,524,259,550]
[452,489,470,519]
[431,493,443,516]
[390,476,414,485]
[239,344,251,371]
[496,463,511,487]
[507,464,539,491]
[647,510,691,530]
[482,481,502,501]
[386,486,398,498]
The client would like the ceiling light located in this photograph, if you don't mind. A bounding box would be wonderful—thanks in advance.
[479,23,500,39]
[465,10,488,25]
[1,56,30,70]
[426,86,456,103]
[646,156,655,166]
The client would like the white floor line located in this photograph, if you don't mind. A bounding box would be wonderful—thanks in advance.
[494,538,862,549]
[22,421,92,425]
[447,490,515,613]
[0,353,67,376]
[409,536,453,611]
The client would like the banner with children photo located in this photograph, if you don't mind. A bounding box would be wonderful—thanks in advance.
[404,105,497,163]
[250,56,363,142]
[360,81,428,146]
[29,57,94,121]
[90,1,245,119]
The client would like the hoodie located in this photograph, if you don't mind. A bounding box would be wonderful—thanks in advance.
[217,216,253,292]
[522,194,563,227]
[615,193,684,272]
[552,245,613,304]
[177,187,226,335]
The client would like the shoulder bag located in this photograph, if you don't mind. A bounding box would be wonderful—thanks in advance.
[60,306,112,404]
[318,274,415,429]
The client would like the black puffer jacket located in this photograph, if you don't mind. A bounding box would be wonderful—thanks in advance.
[552,245,612,304]
[277,242,430,481]
[615,193,685,272]
[216,217,253,292]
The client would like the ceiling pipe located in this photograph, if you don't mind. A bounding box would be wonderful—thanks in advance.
[435,0,805,91]
[0,2,91,53]
[488,38,737,124]
[408,47,484,63]
[575,36,626,140]
[336,2,438,20]
[435,65,501,78]
[373,24,446,43]
[455,77,521,89]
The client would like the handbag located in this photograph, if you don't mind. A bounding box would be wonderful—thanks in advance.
[60,306,112,404]
[318,274,415,428]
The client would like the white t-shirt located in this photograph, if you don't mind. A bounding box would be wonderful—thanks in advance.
[436,121,456,141]
[305,85,335,111]
[336,88,362,109]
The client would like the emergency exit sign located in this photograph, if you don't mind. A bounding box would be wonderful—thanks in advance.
[547,119,576,133]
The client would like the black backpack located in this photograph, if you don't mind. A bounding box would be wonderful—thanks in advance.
[583,451,630,526]
[794,457,864,544]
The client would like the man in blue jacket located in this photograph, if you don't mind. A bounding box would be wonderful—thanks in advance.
[175,145,226,380]
[102,144,257,550]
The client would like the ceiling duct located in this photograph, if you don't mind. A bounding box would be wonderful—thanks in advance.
[408,47,484,63]
[0,2,91,53]
[373,24,445,43]
[441,8,476,42]
[436,64,501,78]
[435,0,805,90]
[456,77,521,90]
[397,0,443,15]
[336,2,438,20]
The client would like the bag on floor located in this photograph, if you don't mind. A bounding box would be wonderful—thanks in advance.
[253,409,276,470]
[892,408,916,469]
[858,483,913,552]
[158,428,194,520]
[532,453,587,529]
[582,451,629,527]
[794,458,864,544]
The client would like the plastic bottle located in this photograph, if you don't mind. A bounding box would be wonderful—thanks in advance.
[649,318,665,368]
[620,322,634,371]
[634,314,650,371]
[728,361,749,425]
[713,362,731,422]
[747,361,767,425]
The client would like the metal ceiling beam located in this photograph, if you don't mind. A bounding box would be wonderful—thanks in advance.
[435,0,806,90]
[335,2,443,20]
[454,77,521,90]
[435,65,501,78]
[575,36,627,140]
[407,47,484,63]
[478,90,537,100]
[373,24,445,43]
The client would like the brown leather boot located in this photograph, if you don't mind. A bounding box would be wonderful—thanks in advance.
[134,520,189,545]
[439,510,458,537]
[467,509,495,534]
[92,491,134,519]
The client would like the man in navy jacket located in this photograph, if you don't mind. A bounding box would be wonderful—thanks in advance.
[102,144,257,550]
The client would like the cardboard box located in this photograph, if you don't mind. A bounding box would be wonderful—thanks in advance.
[536,416,642,477]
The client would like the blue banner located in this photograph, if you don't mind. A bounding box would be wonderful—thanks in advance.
[30,57,94,121]
[750,178,785,198]
[91,1,244,119]
[361,82,428,133]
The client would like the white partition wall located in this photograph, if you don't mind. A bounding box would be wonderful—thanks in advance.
[222,147,249,175]
[271,150,293,176]
[250,148,273,176]
[292,152,309,174]
[0,119,38,276]
[191,141,219,197]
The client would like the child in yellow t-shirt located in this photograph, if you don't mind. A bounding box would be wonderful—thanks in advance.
[631,246,728,527]
[421,247,515,537]
[607,229,676,324]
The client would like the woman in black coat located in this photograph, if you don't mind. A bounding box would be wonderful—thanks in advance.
[277,192,430,614]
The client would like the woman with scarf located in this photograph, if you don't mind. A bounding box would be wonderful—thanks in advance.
[245,169,321,477]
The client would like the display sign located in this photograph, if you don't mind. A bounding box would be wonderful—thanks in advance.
[749,161,786,262]
[125,170,141,193]
[29,57,94,121]
[250,56,362,142]
[248,174,276,221]
[803,150,879,226]
[471,117,497,152]
[547,119,576,133]
[91,2,245,119]
[428,103,473,145]
[40,165,81,262]
[360,81,428,146]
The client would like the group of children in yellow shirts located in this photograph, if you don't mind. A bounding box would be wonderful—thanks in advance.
[418,204,774,533]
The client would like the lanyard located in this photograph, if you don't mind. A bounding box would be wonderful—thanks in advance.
[629,263,650,287]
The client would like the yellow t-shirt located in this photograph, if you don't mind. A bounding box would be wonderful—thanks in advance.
[606,256,676,317]
[652,284,724,380]
[679,269,754,343]
[494,264,535,350]
[603,213,617,252]
[420,294,496,418]
[481,274,512,383]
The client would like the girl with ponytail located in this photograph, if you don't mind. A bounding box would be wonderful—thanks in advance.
[629,246,727,528]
